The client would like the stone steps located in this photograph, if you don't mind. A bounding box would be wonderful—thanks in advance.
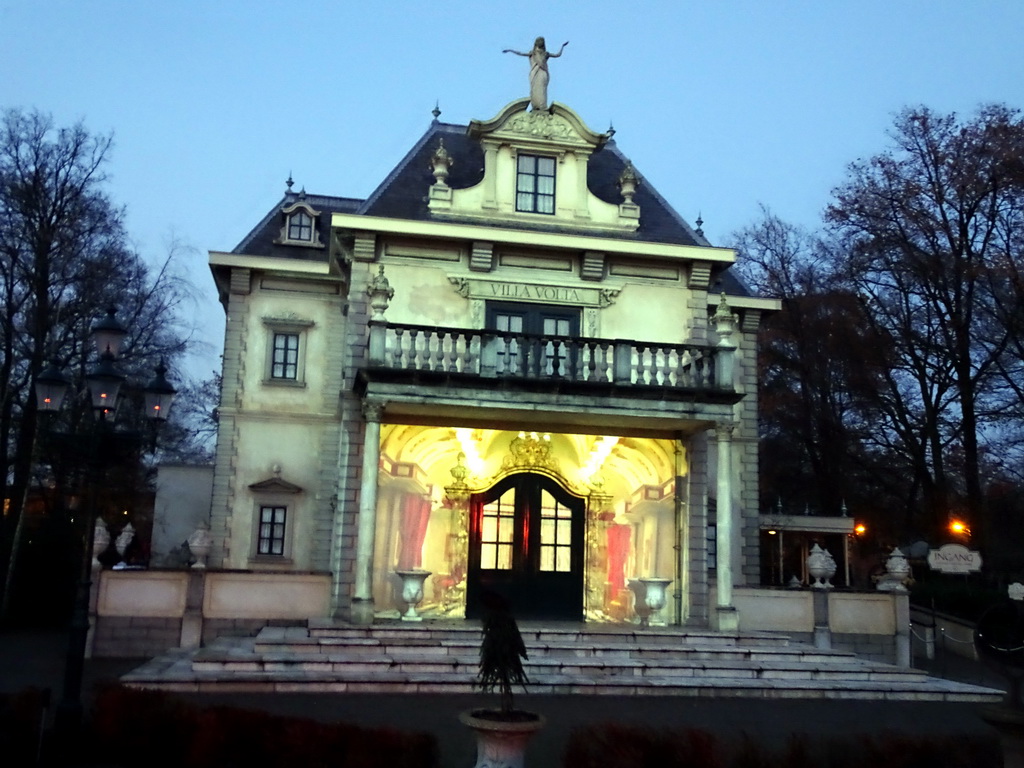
[120,621,1005,702]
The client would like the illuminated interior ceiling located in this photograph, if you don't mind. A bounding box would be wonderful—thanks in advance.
[380,425,676,499]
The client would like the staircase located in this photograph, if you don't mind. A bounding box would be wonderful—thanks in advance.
[121,619,1004,702]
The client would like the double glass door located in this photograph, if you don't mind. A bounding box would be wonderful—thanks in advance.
[465,472,585,620]
[487,302,579,377]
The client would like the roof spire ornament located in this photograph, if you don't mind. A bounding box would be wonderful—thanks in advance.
[503,37,569,111]
[695,213,704,238]
[432,101,441,121]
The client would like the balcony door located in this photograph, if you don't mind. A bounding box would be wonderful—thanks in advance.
[486,302,579,377]
[465,472,586,621]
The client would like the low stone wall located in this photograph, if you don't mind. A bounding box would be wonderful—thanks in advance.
[91,569,332,658]
[730,587,909,666]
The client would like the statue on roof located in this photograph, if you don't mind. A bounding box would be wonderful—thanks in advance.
[503,37,568,112]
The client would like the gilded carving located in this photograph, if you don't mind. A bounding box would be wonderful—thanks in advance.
[501,431,560,474]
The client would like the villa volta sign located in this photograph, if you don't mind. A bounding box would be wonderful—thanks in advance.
[927,543,982,573]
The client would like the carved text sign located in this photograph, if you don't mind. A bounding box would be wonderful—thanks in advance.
[448,277,620,308]
[927,543,982,573]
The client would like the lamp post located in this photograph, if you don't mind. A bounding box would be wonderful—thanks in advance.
[34,306,176,746]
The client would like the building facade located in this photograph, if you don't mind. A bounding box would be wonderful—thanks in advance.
[206,98,777,629]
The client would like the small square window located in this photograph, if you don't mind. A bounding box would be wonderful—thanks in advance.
[257,505,287,556]
[287,211,313,242]
[271,332,300,380]
[515,155,556,214]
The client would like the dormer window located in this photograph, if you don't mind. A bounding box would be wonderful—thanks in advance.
[276,201,324,248]
[287,210,313,242]
[516,155,556,214]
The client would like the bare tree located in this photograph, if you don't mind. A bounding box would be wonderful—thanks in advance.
[0,109,200,621]
[827,105,1024,541]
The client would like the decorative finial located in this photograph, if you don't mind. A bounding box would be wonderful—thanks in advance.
[432,101,441,120]
[712,293,737,346]
[285,173,294,192]
[617,161,639,205]
[695,212,704,238]
[430,138,454,185]
[607,121,616,138]
[366,265,395,321]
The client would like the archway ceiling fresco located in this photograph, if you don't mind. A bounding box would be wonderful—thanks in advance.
[380,425,676,500]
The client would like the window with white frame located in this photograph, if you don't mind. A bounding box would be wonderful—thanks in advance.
[271,332,300,380]
[257,505,288,556]
[287,210,313,242]
[515,155,556,214]
[263,317,313,386]
[276,202,324,248]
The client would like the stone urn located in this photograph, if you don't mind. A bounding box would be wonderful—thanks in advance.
[114,522,135,567]
[630,577,672,627]
[395,569,431,622]
[876,547,911,592]
[187,522,213,569]
[92,519,110,568]
[807,544,837,589]
[459,709,545,768]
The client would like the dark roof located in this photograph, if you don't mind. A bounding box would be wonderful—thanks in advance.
[356,120,708,248]
[233,113,752,297]
[232,192,362,259]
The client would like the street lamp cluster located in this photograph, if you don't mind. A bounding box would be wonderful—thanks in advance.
[32,307,177,746]
[35,307,176,423]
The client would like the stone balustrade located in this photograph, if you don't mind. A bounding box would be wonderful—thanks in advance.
[368,322,731,390]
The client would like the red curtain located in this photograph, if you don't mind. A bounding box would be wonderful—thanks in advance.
[606,524,631,593]
[398,494,432,570]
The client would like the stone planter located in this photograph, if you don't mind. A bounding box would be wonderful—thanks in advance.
[807,543,837,589]
[188,522,212,569]
[877,547,910,592]
[395,568,431,622]
[630,577,672,627]
[92,519,110,569]
[459,709,545,768]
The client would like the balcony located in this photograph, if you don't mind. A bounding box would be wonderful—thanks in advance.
[363,322,735,391]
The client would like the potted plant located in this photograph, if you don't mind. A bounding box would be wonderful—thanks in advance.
[459,591,545,768]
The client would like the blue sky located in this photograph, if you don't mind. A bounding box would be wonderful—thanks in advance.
[2,2,1023,378]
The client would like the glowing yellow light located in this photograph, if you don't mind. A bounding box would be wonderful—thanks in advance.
[767,529,777,535]
[949,519,969,535]
[854,523,867,535]
[579,436,618,481]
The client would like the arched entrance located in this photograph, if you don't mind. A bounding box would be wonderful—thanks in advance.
[465,472,586,620]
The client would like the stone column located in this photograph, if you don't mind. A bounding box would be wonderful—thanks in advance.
[673,439,688,626]
[352,400,384,625]
[715,421,739,631]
